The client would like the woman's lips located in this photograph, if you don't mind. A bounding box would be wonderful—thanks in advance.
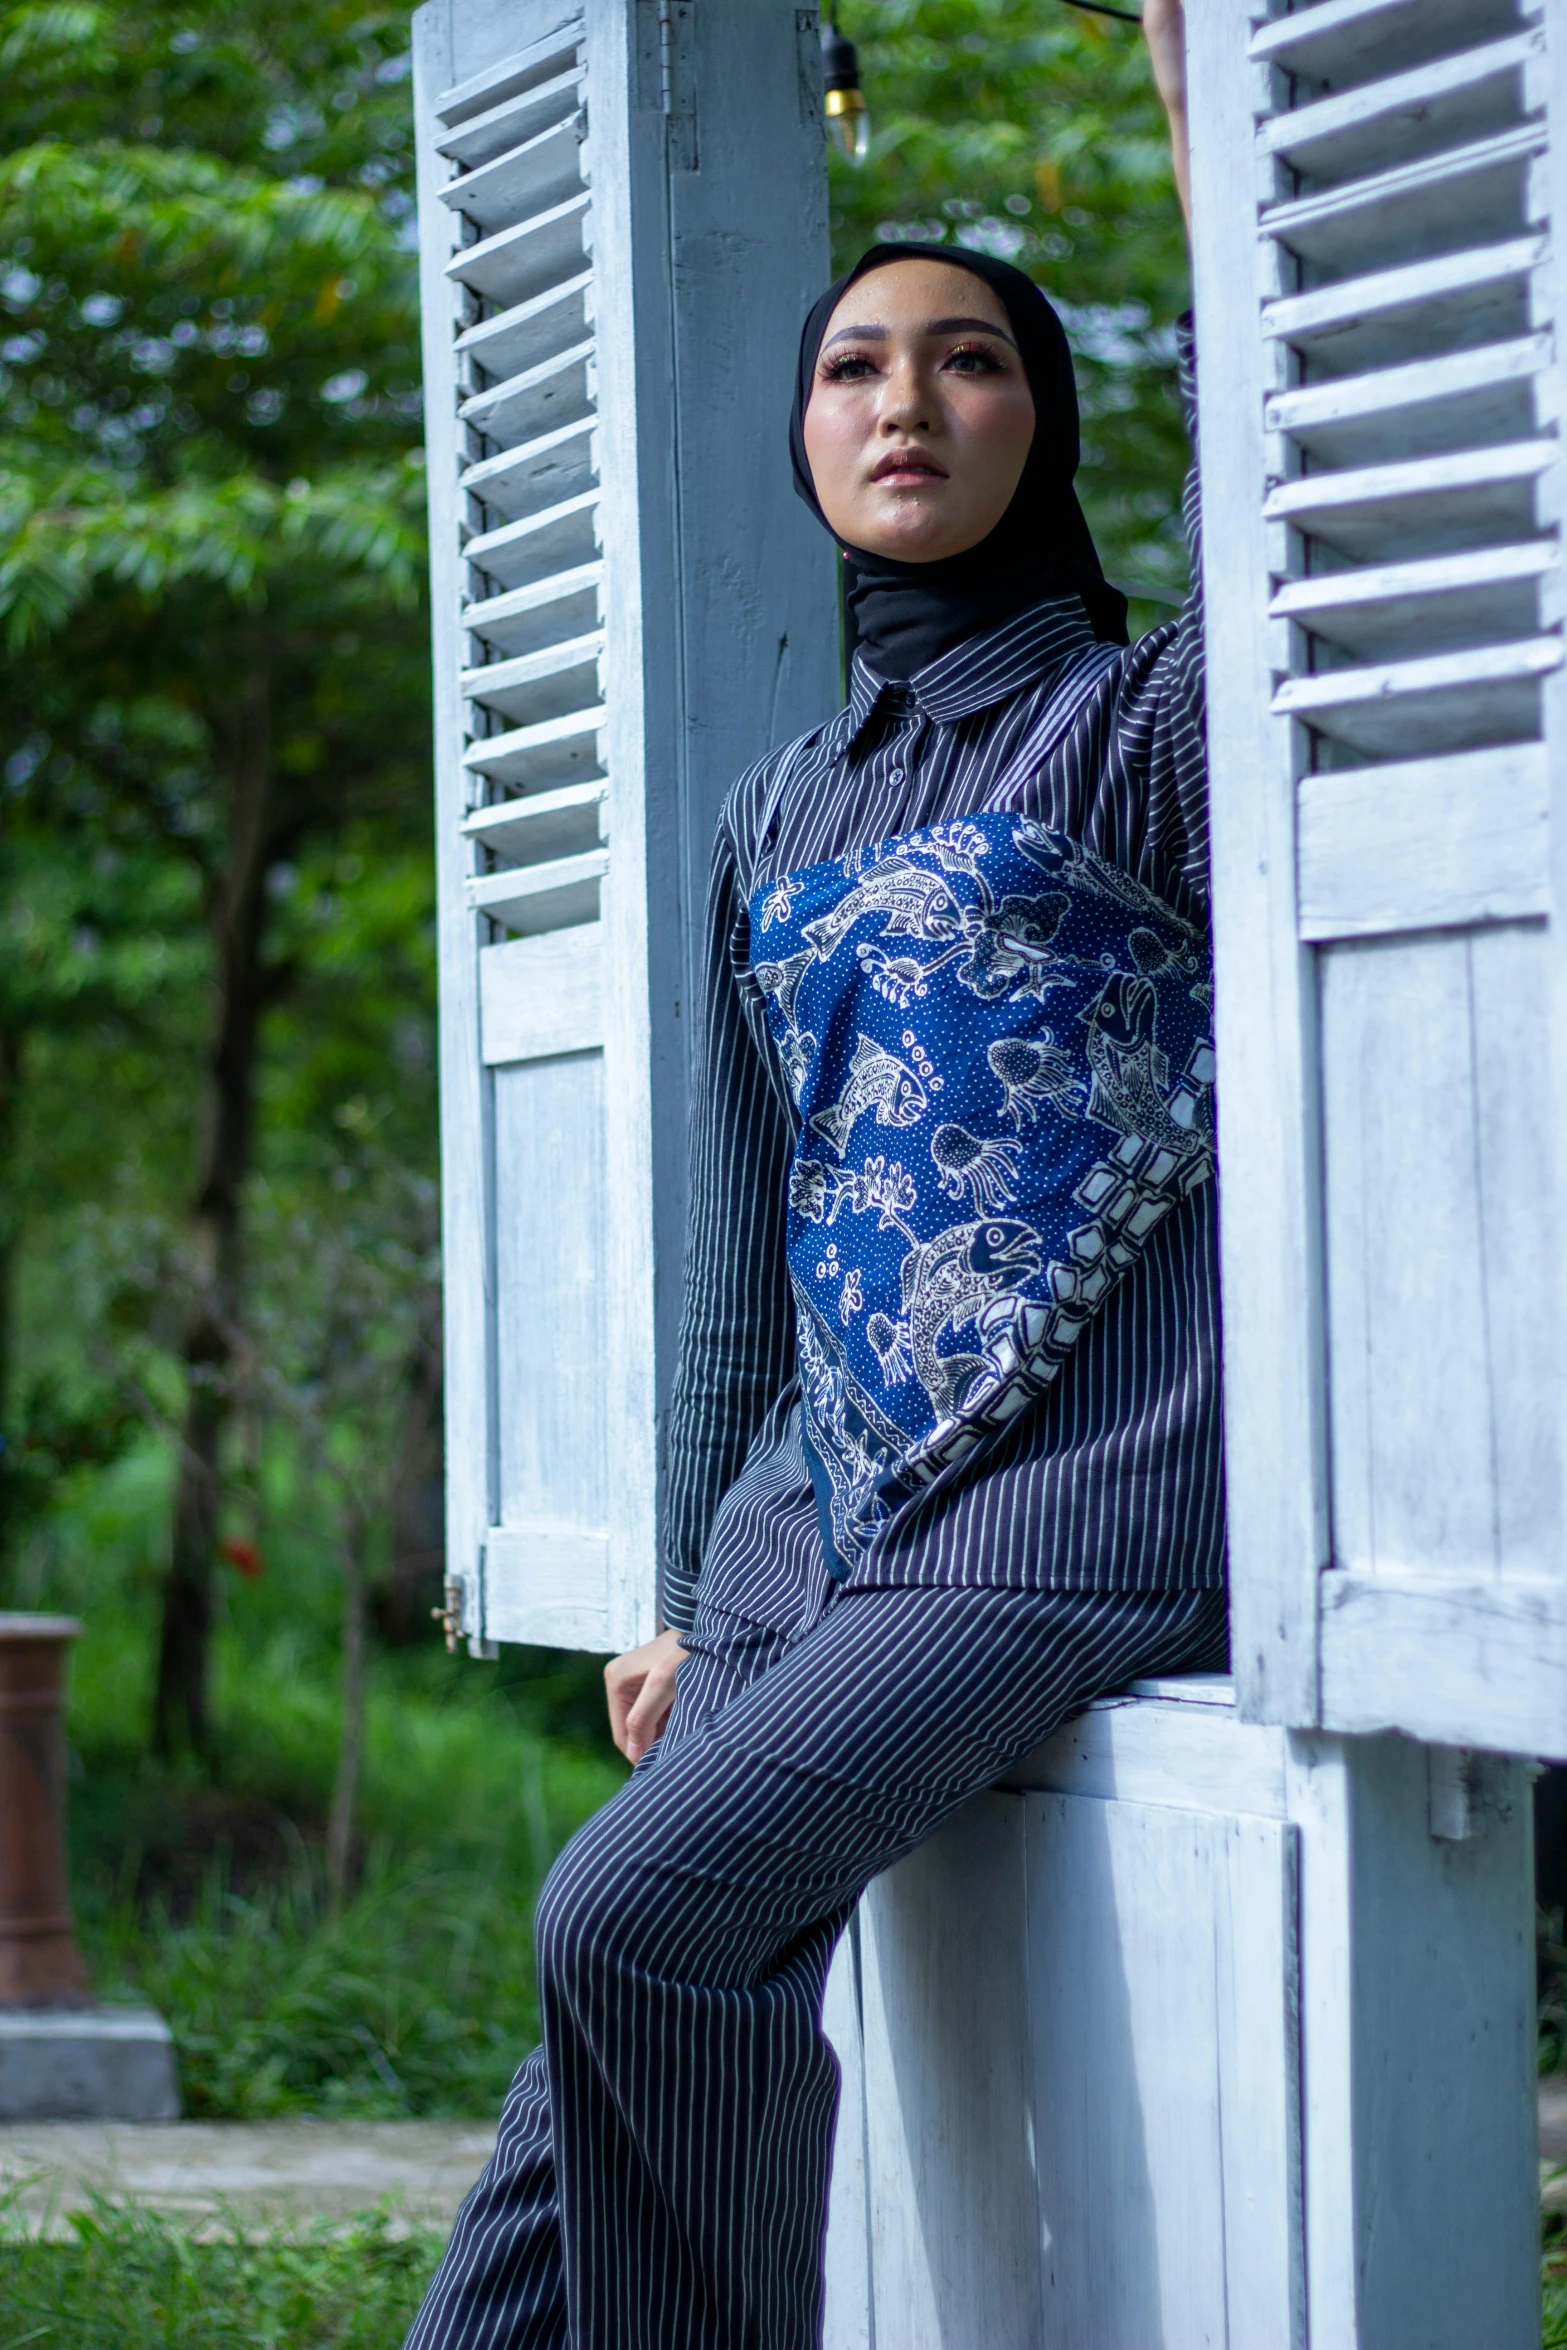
[871,449,947,483]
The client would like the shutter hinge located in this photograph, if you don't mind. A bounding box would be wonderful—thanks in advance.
[432,1576,465,1653]
[431,1566,497,1659]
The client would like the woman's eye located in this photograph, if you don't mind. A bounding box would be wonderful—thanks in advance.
[944,343,1007,375]
[821,353,878,382]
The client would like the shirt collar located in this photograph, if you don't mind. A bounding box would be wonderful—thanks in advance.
[842,594,1098,745]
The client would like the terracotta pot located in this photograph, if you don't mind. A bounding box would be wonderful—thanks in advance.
[0,1614,91,2006]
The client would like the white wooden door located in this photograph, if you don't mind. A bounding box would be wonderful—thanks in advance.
[1188,0,1567,1753]
[413,0,838,1652]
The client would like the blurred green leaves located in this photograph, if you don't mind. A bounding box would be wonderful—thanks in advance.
[0,456,427,650]
[0,0,434,1624]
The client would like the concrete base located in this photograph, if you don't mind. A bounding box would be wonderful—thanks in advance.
[0,2006,180,2121]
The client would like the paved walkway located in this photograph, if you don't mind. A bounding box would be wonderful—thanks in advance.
[2,2086,1565,2237]
[0,2119,495,2237]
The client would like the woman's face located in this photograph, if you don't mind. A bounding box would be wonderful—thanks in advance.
[802,258,1036,563]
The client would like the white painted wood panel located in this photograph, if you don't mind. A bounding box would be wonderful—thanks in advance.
[483,1527,609,1651]
[1274,637,1558,763]
[1002,1683,1289,1821]
[1260,32,1544,189]
[858,1796,1041,2350]
[1296,745,1548,938]
[1319,1568,1567,1752]
[1249,0,1519,82]
[1469,917,1562,1576]
[1280,1731,1358,2349]
[1213,1810,1305,2350]
[1319,913,1562,1634]
[1260,123,1543,284]
[1027,1797,1300,2349]
[575,0,661,1659]
[493,1051,607,1538]
[480,924,602,1064]
[1276,546,1558,666]
[820,1920,872,2350]
[1320,930,1502,1582]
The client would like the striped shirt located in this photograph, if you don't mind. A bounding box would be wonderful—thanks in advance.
[663,332,1222,1632]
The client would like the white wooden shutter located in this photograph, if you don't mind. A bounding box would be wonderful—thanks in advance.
[413,0,837,1654]
[1189,0,1567,1752]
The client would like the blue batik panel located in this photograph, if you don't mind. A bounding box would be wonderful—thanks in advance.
[750,812,1216,1573]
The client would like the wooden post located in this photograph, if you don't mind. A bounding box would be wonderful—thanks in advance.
[0,1614,90,2006]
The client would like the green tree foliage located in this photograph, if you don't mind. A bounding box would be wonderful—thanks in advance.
[828,0,1192,624]
[0,0,433,1747]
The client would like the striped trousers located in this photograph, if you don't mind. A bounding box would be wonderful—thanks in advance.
[404,1554,1227,2350]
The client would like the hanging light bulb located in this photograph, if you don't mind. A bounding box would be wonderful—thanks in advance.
[821,10,870,165]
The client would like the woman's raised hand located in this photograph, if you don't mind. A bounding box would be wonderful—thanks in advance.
[605,1626,687,1764]
[1142,0,1191,232]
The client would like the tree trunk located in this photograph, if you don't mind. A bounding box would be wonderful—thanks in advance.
[327,1525,368,1917]
[375,1325,445,1646]
[154,660,273,1757]
[0,1022,23,1587]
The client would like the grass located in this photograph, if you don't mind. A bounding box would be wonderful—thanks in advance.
[23,1440,627,2118]
[72,1640,624,2118]
[1544,2210,1567,2349]
[0,2198,443,2349]
[2,2200,1563,2347]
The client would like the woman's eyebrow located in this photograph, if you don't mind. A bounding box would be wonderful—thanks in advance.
[926,315,1018,347]
[821,315,1019,351]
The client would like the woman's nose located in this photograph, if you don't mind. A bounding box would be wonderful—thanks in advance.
[879,357,934,431]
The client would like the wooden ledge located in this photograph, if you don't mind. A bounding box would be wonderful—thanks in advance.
[1000,1671,1288,1820]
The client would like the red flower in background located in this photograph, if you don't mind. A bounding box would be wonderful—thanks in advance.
[219,1537,264,1580]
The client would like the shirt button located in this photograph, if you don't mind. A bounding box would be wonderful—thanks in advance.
[889,767,905,785]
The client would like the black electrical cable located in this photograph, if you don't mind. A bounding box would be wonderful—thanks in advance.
[1056,0,1143,22]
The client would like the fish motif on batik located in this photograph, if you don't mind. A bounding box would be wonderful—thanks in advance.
[749,808,1216,1575]
[807,1033,928,1157]
[800,853,964,963]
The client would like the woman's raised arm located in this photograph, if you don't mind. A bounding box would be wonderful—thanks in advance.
[1143,0,1191,234]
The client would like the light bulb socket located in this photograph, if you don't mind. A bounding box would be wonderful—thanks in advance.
[820,23,861,97]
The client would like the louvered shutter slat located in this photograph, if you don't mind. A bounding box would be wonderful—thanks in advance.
[1190,0,1566,1749]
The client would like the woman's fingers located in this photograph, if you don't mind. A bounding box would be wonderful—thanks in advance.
[605,1627,687,1762]
[624,1662,679,1761]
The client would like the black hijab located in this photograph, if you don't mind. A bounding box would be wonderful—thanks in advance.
[790,242,1127,681]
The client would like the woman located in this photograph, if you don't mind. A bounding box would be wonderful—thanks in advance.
[410,6,1208,2343]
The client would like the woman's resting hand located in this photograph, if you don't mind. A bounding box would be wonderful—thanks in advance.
[605,1627,687,1764]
